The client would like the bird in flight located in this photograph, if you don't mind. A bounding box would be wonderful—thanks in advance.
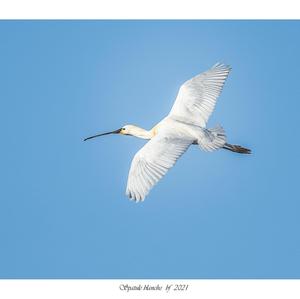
[84,63,251,202]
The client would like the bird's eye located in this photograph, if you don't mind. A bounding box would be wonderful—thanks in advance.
[122,128,125,131]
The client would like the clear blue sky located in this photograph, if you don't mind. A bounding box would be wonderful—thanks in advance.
[0,21,300,278]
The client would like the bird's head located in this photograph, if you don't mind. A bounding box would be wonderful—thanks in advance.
[119,125,140,136]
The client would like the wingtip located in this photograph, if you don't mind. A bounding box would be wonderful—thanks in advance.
[212,62,232,71]
[126,190,146,203]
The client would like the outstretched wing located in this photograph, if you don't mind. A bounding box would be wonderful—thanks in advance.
[126,130,192,202]
[169,63,231,127]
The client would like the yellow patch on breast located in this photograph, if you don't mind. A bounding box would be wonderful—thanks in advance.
[151,125,159,137]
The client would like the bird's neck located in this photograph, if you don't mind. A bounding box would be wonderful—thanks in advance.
[131,126,154,139]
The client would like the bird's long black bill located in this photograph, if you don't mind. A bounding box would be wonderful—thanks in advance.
[84,128,122,141]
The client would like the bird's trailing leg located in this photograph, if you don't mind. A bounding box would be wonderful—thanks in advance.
[222,143,251,154]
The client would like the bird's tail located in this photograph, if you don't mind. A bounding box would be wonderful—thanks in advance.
[222,143,251,154]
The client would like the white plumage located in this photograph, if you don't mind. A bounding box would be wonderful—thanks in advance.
[84,63,251,202]
[126,126,192,201]
[169,63,231,127]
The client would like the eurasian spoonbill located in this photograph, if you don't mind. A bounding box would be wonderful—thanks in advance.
[84,63,251,202]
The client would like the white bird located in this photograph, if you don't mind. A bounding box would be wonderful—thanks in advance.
[84,63,251,202]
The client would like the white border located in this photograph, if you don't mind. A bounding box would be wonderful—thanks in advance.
[0,279,300,299]
[0,0,299,19]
